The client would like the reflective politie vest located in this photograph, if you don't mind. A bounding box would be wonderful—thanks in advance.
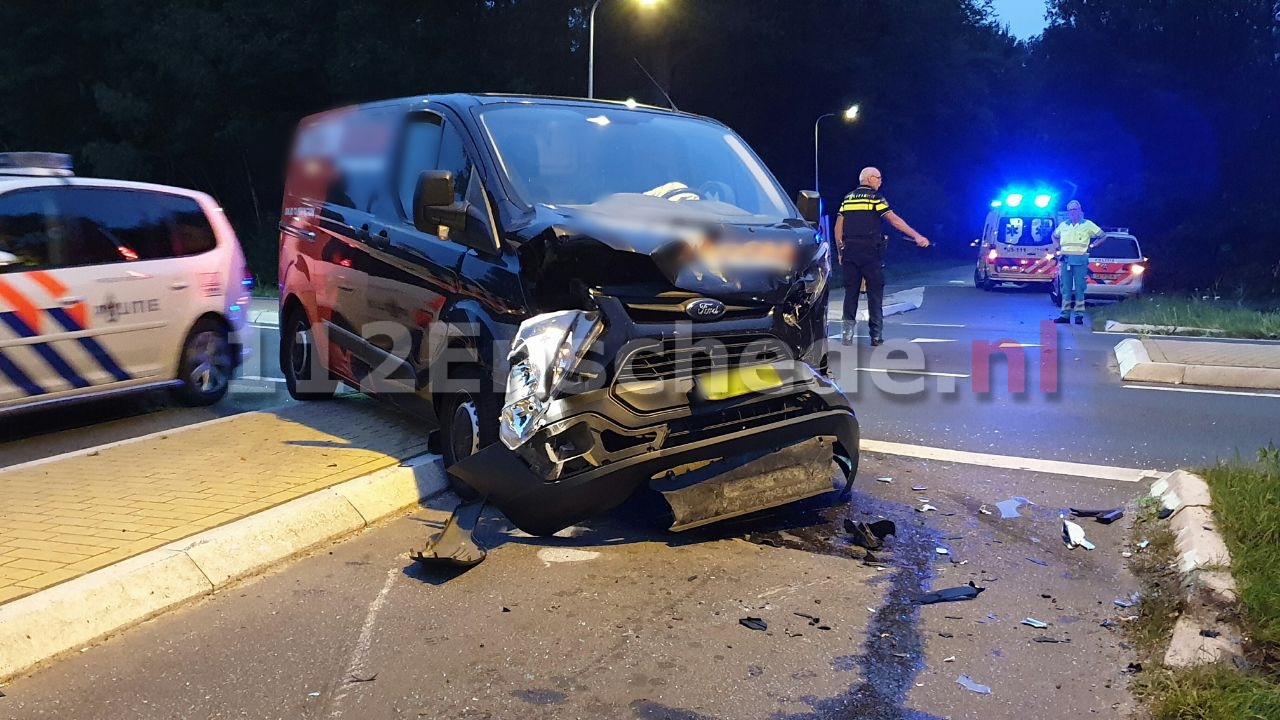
[1056,219,1102,256]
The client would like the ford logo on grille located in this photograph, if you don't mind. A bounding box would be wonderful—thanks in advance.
[684,298,726,320]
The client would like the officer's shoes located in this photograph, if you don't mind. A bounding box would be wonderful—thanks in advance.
[1073,316,1084,325]
[1053,316,1070,324]
[870,337,885,347]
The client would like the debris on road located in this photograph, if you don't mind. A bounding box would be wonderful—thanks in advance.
[978,505,993,516]
[1123,662,1144,675]
[1021,618,1049,629]
[912,485,928,491]
[1138,539,1150,550]
[944,656,956,662]
[1033,636,1071,644]
[1061,515,1097,550]
[842,518,896,550]
[918,503,938,513]
[1072,506,1125,524]
[1027,557,1049,567]
[935,547,950,556]
[412,501,488,567]
[956,674,992,694]
[995,496,1031,518]
[876,476,893,484]
[739,617,768,631]
[917,581,986,605]
[1200,629,1221,639]
[348,674,377,683]
[1114,599,1133,608]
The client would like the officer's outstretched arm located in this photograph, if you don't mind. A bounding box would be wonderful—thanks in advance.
[884,211,929,247]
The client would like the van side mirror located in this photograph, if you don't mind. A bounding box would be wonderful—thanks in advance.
[796,190,820,224]
[413,170,456,230]
[0,251,18,268]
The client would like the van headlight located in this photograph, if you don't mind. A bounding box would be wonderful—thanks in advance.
[499,310,605,450]
[802,241,831,303]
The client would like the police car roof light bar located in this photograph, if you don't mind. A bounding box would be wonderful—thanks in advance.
[0,152,75,177]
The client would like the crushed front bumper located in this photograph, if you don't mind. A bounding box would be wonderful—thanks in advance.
[448,363,859,536]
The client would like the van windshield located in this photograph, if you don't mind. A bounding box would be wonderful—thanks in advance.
[998,216,1056,247]
[478,105,794,220]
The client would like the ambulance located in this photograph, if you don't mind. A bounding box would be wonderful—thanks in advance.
[0,152,252,415]
[973,190,1061,290]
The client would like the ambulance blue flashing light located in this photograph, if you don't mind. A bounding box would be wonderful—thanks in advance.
[1033,194,1052,208]
[990,200,1002,208]
[1005,193,1024,208]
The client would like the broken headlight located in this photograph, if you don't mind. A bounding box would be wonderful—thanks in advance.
[801,240,832,303]
[499,310,605,450]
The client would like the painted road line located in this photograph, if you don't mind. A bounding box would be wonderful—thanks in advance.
[238,375,287,383]
[999,342,1041,348]
[908,338,956,344]
[901,322,966,328]
[0,412,262,474]
[861,438,1162,483]
[1123,385,1280,399]
[856,368,970,378]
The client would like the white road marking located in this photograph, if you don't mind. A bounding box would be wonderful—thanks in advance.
[908,338,956,344]
[828,333,869,339]
[1123,385,1280,399]
[860,438,1162,483]
[0,412,261,474]
[948,280,968,284]
[537,548,602,565]
[857,367,971,378]
[901,322,966,328]
[249,323,279,330]
[998,342,1041,348]
[328,566,398,717]
[236,375,287,383]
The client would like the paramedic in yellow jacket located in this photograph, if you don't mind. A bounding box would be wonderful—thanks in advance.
[1052,199,1105,324]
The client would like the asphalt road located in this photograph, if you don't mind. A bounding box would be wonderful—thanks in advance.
[836,264,1279,469]
[1,453,1145,720]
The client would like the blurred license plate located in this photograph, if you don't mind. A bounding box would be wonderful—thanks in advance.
[696,365,783,401]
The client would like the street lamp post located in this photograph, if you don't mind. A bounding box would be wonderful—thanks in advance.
[588,0,659,100]
[813,104,860,195]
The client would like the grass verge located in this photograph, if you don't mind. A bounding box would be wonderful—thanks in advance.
[1129,452,1280,719]
[1090,295,1280,339]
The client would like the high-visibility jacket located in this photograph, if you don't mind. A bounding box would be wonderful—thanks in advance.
[1055,219,1102,256]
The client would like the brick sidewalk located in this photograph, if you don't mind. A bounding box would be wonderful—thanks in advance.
[0,397,427,604]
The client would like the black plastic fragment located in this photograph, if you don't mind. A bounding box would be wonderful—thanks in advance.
[842,518,896,550]
[916,581,986,605]
[740,617,768,631]
[412,501,487,567]
[1097,508,1125,524]
[1200,629,1221,638]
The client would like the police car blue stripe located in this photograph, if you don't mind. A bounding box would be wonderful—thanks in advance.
[46,307,132,383]
[0,312,91,389]
[0,349,46,397]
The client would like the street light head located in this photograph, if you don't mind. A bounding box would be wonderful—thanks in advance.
[637,0,659,7]
[843,104,860,121]
[624,98,639,109]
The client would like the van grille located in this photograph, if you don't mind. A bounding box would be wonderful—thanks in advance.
[615,335,791,384]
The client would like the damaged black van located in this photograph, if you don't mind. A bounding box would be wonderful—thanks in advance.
[278,94,859,537]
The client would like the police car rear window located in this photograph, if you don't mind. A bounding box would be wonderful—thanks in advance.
[1091,235,1140,259]
[0,187,215,272]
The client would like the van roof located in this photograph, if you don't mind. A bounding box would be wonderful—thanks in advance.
[298,93,713,127]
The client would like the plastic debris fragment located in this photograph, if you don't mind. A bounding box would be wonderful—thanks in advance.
[1021,618,1049,629]
[1061,515,1096,550]
[995,497,1031,519]
[956,675,992,694]
[916,581,985,605]
[918,504,938,512]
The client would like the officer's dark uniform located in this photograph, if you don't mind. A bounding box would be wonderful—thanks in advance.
[837,185,892,339]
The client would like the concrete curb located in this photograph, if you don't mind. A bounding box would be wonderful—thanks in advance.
[0,453,446,682]
[1147,470,1244,667]
[1105,320,1223,336]
[1113,339,1280,389]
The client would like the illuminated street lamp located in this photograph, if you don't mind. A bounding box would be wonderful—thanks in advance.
[589,0,661,100]
[813,104,860,194]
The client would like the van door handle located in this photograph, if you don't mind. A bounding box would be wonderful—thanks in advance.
[354,225,372,243]
[337,285,355,293]
[170,281,189,290]
[368,229,390,250]
[58,295,85,305]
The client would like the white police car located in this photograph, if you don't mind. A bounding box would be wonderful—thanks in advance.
[0,152,251,415]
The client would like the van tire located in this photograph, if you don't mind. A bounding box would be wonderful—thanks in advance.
[439,366,501,500]
[282,308,338,401]
[974,266,993,291]
[173,317,233,406]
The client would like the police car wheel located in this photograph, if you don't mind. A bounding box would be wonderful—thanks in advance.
[282,310,337,401]
[440,367,500,499]
[173,318,233,407]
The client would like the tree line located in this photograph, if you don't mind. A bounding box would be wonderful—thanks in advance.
[2,0,1276,296]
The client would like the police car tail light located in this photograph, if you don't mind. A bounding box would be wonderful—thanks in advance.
[1130,264,1146,276]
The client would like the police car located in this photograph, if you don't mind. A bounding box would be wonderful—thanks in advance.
[0,152,251,415]
[1049,229,1147,306]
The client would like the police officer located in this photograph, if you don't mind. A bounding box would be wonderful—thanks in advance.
[1051,199,1105,324]
[834,167,930,346]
